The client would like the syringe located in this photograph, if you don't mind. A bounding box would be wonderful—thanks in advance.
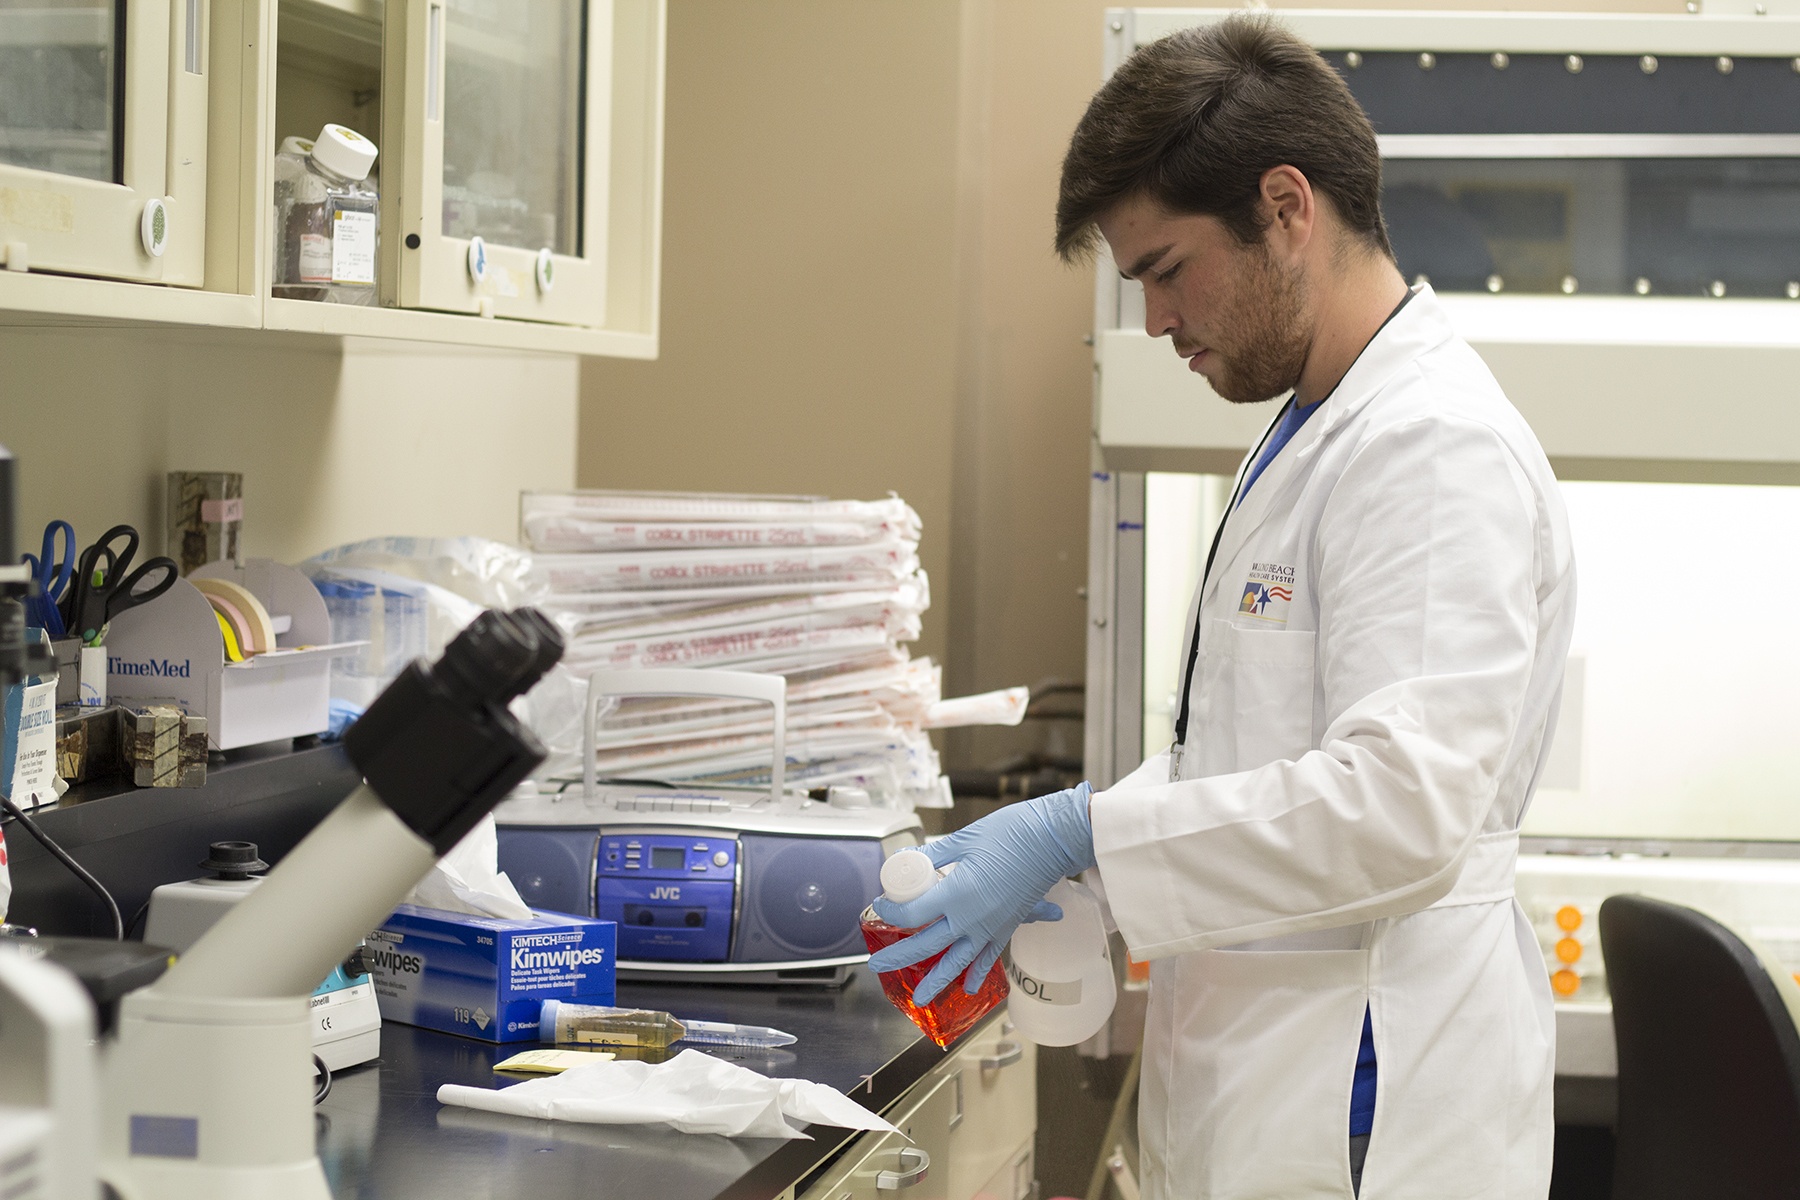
[539,1000,798,1049]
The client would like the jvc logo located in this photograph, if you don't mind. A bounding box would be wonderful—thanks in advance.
[649,885,681,901]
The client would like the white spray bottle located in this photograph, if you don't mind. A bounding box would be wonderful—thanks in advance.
[1005,877,1116,1046]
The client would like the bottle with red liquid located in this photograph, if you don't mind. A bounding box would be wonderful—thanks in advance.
[861,847,1008,1048]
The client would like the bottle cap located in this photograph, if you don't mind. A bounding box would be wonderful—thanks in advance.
[311,123,379,182]
[880,848,938,904]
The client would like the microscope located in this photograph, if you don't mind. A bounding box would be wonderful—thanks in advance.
[0,444,567,1199]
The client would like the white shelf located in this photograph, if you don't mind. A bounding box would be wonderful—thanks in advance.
[0,272,656,357]
[0,270,260,330]
[264,297,657,357]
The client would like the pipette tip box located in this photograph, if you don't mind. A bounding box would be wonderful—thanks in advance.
[368,905,617,1042]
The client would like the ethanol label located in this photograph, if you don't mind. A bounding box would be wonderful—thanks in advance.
[1006,958,1082,1006]
[331,210,376,284]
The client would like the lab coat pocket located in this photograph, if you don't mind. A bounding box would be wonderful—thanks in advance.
[1165,945,1369,1199]
[1227,626,1316,769]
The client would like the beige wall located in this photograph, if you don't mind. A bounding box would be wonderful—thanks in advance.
[572,0,1102,768]
[577,0,1100,768]
[5,327,577,565]
[578,0,964,667]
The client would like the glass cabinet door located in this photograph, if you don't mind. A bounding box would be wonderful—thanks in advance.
[441,0,584,260]
[0,0,122,183]
[0,0,208,285]
[383,0,613,325]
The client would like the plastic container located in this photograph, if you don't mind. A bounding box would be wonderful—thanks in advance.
[1005,878,1116,1047]
[273,124,379,305]
[861,847,1008,1048]
[306,567,429,707]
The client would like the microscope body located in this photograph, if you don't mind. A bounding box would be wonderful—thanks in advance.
[97,609,563,1200]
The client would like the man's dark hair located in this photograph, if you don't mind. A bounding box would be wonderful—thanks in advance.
[1055,14,1392,263]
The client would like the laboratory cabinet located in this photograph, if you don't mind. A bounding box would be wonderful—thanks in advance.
[798,1020,1037,1200]
[0,0,208,286]
[0,0,664,358]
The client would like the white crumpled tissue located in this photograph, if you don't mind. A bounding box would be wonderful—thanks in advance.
[437,1048,899,1140]
[404,814,533,920]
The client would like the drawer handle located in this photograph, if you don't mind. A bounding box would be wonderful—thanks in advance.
[981,1040,1023,1070]
[876,1147,931,1190]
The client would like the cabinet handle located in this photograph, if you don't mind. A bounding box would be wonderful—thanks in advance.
[876,1147,931,1190]
[981,1040,1023,1070]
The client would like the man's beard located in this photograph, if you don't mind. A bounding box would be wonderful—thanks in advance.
[1201,242,1310,405]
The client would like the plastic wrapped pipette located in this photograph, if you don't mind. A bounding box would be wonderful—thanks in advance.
[539,1000,797,1049]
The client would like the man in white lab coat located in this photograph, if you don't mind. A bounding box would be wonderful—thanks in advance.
[868,13,1575,1199]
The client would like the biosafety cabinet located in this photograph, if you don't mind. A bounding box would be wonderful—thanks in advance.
[0,0,664,358]
[1086,6,1800,1064]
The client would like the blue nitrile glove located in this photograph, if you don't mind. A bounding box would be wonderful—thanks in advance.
[867,782,1095,1006]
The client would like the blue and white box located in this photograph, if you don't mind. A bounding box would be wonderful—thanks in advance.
[368,905,617,1042]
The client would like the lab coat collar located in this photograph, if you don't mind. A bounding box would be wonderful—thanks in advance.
[1202,285,1453,605]
[1306,282,1451,446]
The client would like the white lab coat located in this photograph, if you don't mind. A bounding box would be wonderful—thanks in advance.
[1091,286,1575,1200]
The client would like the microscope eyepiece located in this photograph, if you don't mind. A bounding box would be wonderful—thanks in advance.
[344,606,565,853]
[436,610,538,708]
[433,607,564,708]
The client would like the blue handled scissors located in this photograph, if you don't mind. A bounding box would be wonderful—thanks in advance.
[19,520,75,639]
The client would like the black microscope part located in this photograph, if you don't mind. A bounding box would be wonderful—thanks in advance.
[344,608,562,854]
[199,841,269,880]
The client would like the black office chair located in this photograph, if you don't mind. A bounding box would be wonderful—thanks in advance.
[1600,893,1800,1200]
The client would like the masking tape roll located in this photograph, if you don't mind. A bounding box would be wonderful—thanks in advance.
[213,610,246,663]
[202,592,255,657]
[193,578,277,653]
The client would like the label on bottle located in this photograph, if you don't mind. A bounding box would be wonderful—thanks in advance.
[1006,957,1083,1006]
[298,232,332,283]
[332,210,377,285]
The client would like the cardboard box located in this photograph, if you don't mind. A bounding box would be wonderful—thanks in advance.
[367,905,617,1042]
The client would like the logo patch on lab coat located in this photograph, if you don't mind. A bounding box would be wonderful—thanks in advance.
[1238,562,1297,625]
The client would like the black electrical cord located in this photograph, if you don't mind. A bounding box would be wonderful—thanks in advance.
[0,794,124,940]
[313,1054,333,1105]
[126,897,153,940]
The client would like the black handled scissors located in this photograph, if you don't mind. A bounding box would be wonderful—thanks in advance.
[62,524,180,645]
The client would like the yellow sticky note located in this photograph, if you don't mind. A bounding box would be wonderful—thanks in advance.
[493,1048,616,1074]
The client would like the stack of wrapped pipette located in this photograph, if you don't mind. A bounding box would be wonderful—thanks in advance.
[522,491,1021,809]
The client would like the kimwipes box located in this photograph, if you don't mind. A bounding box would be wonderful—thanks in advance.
[367,905,617,1042]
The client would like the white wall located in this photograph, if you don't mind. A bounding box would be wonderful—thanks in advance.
[3,326,578,565]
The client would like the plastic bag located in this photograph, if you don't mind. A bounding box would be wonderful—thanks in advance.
[307,536,542,609]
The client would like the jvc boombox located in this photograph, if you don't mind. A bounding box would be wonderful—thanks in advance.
[495,782,923,986]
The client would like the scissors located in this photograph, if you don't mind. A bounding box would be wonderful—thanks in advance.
[19,520,75,639]
[61,524,180,646]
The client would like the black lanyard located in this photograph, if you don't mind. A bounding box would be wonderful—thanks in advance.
[1168,404,1286,781]
[1166,289,1417,781]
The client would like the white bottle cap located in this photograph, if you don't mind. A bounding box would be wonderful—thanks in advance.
[880,848,938,904]
[311,124,379,182]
